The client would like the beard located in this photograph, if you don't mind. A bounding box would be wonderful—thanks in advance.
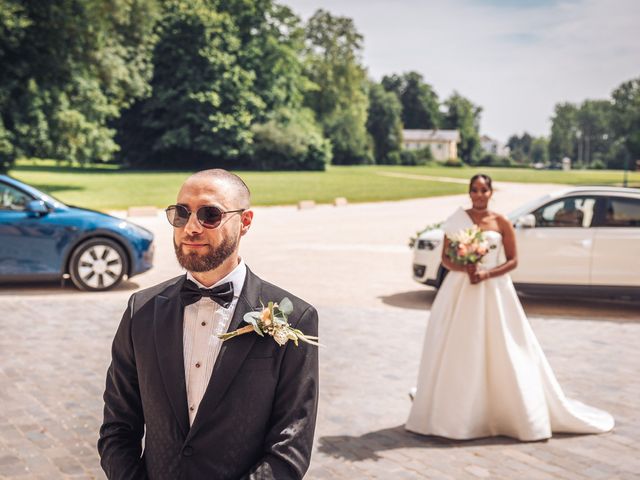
[174,233,239,272]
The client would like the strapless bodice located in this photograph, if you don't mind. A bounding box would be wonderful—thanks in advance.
[480,230,503,269]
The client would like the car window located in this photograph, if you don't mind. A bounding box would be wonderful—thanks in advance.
[532,197,596,228]
[601,197,640,227]
[507,194,551,223]
[0,183,32,211]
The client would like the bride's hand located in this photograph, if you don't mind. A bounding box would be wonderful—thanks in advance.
[474,270,491,283]
[465,264,478,283]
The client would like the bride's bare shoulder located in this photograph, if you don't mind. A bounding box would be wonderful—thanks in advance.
[492,211,509,222]
[494,212,515,232]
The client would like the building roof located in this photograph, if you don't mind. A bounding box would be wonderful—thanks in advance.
[402,129,460,142]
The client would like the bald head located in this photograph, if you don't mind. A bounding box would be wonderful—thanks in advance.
[182,169,251,209]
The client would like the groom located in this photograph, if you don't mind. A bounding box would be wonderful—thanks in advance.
[98,169,319,479]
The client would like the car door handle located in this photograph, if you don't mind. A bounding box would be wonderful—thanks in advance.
[572,239,592,248]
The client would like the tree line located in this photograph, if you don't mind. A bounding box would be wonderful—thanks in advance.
[1,1,637,173]
[547,80,640,169]
[504,79,640,170]
[0,0,485,172]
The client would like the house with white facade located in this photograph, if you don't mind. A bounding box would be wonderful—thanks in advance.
[480,135,509,157]
[402,129,460,161]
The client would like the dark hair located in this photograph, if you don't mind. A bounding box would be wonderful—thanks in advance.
[469,174,493,192]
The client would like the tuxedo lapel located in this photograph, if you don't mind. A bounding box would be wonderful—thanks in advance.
[186,267,262,441]
[153,276,190,438]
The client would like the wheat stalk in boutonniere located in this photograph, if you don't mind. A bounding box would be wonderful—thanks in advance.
[217,297,321,347]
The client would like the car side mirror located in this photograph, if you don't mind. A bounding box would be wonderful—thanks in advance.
[25,200,49,216]
[515,214,536,229]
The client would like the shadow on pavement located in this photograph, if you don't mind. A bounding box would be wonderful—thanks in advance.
[379,289,640,323]
[0,278,141,296]
[317,425,540,461]
[378,290,437,310]
[519,294,640,323]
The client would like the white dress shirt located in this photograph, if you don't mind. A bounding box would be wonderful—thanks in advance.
[183,259,247,426]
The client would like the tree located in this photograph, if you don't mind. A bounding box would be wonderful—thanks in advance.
[507,132,533,163]
[549,103,578,165]
[249,107,331,170]
[0,0,158,170]
[303,9,372,165]
[441,92,482,164]
[530,137,549,165]
[545,76,640,170]
[576,100,614,167]
[118,0,319,169]
[611,77,640,165]
[549,100,615,168]
[366,82,402,164]
[382,71,440,129]
[0,1,28,171]
[117,0,263,167]
[505,133,548,165]
[215,0,309,116]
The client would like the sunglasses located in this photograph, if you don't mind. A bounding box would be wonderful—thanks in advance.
[165,204,245,229]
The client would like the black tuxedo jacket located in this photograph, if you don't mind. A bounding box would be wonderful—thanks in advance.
[98,267,319,479]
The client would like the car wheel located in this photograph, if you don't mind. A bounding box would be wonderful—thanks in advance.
[69,238,128,291]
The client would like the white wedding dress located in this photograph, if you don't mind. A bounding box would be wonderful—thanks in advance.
[405,208,614,441]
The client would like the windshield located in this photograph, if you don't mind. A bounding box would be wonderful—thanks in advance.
[38,191,66,208]
[507,194,550,222]
[4,176,68,208]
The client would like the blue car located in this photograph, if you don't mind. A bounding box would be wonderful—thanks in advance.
[0,174,154,291]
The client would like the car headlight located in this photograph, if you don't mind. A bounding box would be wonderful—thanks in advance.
[417,239,441,250]
[143,241,155,263]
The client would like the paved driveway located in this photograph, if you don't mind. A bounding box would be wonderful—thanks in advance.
[1,181,639,479]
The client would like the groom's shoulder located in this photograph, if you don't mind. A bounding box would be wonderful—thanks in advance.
[253,274,316,320]
[127,275,184,315]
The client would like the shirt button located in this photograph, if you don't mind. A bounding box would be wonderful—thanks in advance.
[195,362,201,368]
[201,321,206,326]
[189,406,195,411]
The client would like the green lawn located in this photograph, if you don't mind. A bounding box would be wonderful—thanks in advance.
[7,161,639,211]
[385,165,640,187]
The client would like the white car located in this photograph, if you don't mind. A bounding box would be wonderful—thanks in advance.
[412,186,640,297]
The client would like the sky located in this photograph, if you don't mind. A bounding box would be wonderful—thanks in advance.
[283,0,640,142]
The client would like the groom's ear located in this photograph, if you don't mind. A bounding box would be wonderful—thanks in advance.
[239,209,254,236]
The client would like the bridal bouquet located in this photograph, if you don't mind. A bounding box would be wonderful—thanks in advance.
[446,225,495,265]
[218,297,321,347]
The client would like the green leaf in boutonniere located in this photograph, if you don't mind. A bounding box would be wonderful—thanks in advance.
[217,297,321,347]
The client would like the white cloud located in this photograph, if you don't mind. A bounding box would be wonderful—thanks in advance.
[284,0,640,141]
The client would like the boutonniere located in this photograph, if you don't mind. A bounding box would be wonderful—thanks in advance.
[217,297,321,347]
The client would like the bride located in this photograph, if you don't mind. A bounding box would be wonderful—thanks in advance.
[405,174,614,441]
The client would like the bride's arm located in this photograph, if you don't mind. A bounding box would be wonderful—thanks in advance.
[477,215,518,281]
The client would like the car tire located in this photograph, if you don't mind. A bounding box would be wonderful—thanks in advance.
[69,238,128,291]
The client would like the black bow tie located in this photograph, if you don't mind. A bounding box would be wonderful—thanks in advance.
[180,279,234,308]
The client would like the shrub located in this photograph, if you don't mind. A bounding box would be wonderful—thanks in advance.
[400,150,419,165]
[393,147,434,166]
[477,153,518,167]
[382,151,401,165]
[444,158,464,167]
[248,109,331,171]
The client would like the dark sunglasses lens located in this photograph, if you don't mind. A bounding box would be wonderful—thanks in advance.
[197,206,223,228]
[166,205,189,227]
